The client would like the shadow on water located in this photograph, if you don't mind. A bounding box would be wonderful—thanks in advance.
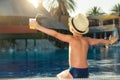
[0,45,120,78]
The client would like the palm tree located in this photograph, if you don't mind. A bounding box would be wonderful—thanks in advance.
[87,6,105,26]
[42,0,76,21]
[111,3,120,38]
[87,6,105,16]
[111,3,120,17]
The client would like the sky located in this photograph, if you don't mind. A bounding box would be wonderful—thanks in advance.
[28,0,120,17]
[70,0,120,17]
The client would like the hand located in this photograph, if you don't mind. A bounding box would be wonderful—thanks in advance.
[29,18,40,30]
[109,35,118,44]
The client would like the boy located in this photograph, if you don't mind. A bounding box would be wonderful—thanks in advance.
[29,13,117,79]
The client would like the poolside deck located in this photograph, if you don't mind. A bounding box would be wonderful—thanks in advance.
[1,76,120,80]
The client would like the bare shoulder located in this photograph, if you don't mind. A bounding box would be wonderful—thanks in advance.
[63,34,73,42]
[84,37,95,45]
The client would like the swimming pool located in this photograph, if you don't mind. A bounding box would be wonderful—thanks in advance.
[0,47,120,78]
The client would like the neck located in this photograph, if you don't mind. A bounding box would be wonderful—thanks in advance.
[73,33,83,38]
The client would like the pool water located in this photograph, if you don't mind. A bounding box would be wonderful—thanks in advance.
[0,47,120,78]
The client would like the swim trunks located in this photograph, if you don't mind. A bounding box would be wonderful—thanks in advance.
[69,67,89,78]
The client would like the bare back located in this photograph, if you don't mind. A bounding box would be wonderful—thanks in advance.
[68,35,89,68]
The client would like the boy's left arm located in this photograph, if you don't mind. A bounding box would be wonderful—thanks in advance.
[86,36,118,46]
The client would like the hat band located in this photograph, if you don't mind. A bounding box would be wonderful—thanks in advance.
[71,18,86,33]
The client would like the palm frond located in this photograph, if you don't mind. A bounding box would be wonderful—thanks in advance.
[111,3,120,15]
[87,6,105,16]
[43,0,76,13]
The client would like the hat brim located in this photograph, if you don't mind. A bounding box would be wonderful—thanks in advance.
[68,17,89,34]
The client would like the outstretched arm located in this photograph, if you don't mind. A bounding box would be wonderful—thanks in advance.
[29,18,72,43]
[86,35,118,46]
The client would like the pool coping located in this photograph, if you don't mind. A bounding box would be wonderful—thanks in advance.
[1,76,120,80]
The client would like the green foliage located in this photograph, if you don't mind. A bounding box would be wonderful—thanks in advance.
[43,0,76,13]
[111,3,120,15]
[87,6,105,16]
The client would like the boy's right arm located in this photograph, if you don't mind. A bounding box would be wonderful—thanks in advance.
[29,18,72,43]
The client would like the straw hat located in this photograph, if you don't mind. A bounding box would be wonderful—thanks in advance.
[69,13,89,34]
